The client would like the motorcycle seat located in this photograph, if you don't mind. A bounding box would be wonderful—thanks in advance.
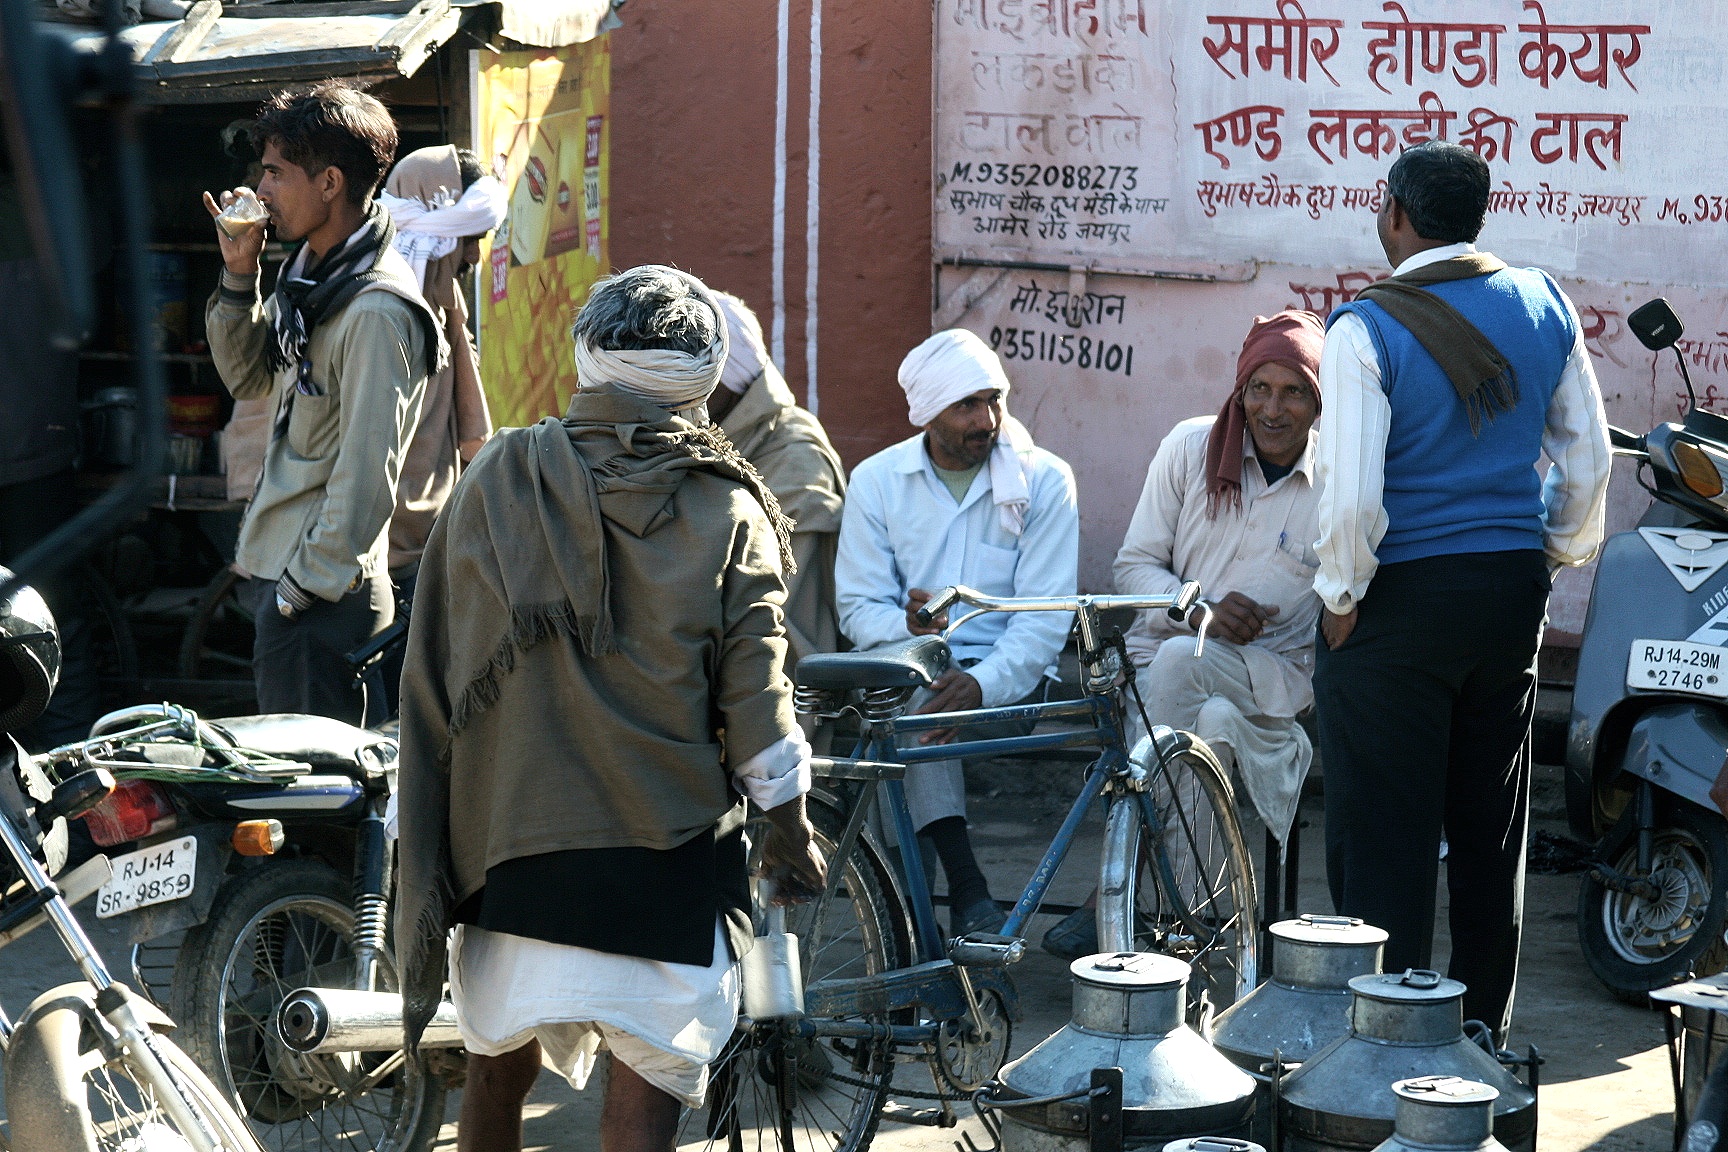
[796,635,952,691]
[212,714,396,776]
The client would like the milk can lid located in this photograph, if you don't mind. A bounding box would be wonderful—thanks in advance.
[1071,951,1190,989]
[1347,968,1465,1002]
[1162,1138,1267,1152]
[1393,1076,1499,1106]
[1271,913,1389,947]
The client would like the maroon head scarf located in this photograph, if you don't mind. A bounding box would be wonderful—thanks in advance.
[1204,309,1326,517]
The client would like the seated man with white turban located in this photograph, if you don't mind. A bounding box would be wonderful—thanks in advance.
[709,292,847,668]
[395,265,826,1152]
[835,329,1079,936]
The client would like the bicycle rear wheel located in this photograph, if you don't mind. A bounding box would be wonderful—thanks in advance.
[678,796,907,1152]
[1097,731,1259,1018]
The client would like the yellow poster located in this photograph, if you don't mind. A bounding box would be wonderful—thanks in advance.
[473,39,610,428]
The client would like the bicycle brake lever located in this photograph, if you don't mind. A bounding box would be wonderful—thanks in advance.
[1191,602,1213,659]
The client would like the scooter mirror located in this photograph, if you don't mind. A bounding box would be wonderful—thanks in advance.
[1630,298,1685,352]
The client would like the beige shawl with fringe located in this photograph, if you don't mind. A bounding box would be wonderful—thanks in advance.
[394,387,795,1052]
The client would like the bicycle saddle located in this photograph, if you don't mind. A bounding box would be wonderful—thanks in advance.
[796,635,952,691]
[212,714,396,776]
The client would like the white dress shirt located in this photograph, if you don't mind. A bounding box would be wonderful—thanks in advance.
[1313,242,1613,615]
[835,432,1080,707]
[1115,417,1322,719]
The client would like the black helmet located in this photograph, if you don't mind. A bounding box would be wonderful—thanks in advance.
[0,567,59,732]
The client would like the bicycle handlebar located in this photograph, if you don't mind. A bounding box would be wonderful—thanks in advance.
[914,581,1204,626]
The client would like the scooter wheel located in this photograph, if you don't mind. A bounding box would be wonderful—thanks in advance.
[1579,803,1728,1003]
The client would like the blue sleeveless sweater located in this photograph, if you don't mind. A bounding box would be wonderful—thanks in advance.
[1329,266,1575,565]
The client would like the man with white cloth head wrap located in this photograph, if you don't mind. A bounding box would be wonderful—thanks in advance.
[836,328,1079,937]
[395,264,823,1151]
[707,292,847,670]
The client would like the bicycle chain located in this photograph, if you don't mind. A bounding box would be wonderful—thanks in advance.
[808,1056,967,1102]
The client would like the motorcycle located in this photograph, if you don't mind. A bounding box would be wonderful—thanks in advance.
[1568,297,1728,1000]
[0,571,262,1150]
[40,693,445,1151]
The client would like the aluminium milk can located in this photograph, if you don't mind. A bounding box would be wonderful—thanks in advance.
[1370,1077,1507,1152]
[1277,969,1536,1152]
[993,952,1256,1150]
[1212,914,1387,1145]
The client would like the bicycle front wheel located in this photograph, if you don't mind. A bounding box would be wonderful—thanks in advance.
[6,982,263,1152]
[679,796,907,1152]
[1097,731,1259,1016]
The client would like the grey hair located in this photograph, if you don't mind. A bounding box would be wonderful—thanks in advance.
[571,265,721,357]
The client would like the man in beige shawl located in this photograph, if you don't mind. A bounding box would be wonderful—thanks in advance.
[378,145,504,578]
[709,292,845,666]
[395,266,825,1152]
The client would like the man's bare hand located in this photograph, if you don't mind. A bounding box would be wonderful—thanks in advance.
[1321,607,1358,650]
[202,188,267,276]
[1194,590,1278,645]
[905,588,948,636]
[758,798,828,906]
[916,669,984,745]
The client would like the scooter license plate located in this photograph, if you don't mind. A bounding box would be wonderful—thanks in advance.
[1627,638,1728,698]
[95,835,197,919]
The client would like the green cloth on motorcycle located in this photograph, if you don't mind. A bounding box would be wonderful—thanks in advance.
[393,386,798,1052]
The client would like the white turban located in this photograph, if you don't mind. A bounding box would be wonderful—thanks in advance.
[898,328,1035,536]
[378,175,508,286]
[573,267,729,415]
[715,292,775,396]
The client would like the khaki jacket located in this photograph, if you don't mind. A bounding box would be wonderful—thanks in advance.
[720,369,847,664]
[206,248,436,603]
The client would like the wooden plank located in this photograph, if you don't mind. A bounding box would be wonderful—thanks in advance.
[221,0,422,17]
[148,0,223,66]
[374,0,446,50]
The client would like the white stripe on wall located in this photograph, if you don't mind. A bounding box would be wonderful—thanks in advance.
[804,0,822,412]
[771,0,791,372]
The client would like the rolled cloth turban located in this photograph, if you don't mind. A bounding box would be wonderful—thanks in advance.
[715,292,776,396]
[1205,309,1325,516]
[573,266,729,415]
[378,145,508,288]
[899,328,1037,536]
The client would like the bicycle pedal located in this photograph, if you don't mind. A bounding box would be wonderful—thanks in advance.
[947,932,1026,967]
[880,1100,958,1128]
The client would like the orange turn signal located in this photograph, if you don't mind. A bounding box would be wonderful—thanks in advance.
[232,819,285,857]
[1674,441,1725,499]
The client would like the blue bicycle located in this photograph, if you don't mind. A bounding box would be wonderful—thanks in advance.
[680,582,1259,1152]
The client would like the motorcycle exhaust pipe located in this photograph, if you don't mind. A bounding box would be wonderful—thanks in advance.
[276,988,464,1054]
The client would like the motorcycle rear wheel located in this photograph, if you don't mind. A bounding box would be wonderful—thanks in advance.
[170,859,445,1152]
[6,982,262,1151]
[1579,804,1728,1003]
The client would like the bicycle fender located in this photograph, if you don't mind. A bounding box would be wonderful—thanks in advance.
[4,982,172,1152]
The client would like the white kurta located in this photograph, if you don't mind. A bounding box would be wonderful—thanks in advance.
[1114,416,1323,841]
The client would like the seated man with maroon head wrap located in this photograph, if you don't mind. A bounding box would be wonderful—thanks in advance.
[1043,310,1325,959]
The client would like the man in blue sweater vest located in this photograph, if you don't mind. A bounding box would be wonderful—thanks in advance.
[1312,142,1611,1042]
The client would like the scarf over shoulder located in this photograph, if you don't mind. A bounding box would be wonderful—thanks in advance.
[394,388,795,1052]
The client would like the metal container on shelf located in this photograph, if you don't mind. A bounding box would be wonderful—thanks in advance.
[991,952,1256,1150]
[1370,1077,1507,1152]
[82,385,138,468]
[1277,969,1537,1152]
[1212,914,1387,1147]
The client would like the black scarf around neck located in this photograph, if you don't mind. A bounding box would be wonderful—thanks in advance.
[266,205,396,394]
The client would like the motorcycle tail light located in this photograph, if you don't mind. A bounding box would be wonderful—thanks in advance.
[80,780,176,848]
[1674,441,1725,498]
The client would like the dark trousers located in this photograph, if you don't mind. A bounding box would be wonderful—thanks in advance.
[1314,549,1549,1042]
[248,574,393,727]
[0,470,99,748]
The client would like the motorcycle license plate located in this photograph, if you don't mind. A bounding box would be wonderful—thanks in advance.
[95,835,197,919]
[1627,638,1728,698]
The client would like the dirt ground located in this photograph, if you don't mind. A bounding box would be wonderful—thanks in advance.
[434,753,1672,1151]
[0,753,1672,1150]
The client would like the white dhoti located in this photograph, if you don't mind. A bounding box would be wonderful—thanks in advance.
[1135,635,1311,846]
[449,919,740,1108]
